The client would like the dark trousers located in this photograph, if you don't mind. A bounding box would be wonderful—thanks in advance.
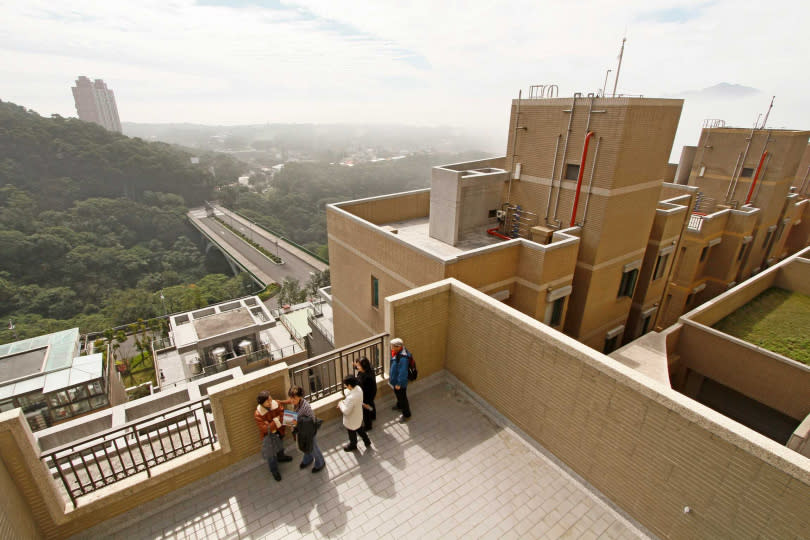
[362,401,375,429]
[347,426,370,447]
[394,386,411,417]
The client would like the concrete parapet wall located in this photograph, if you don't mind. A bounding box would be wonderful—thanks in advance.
[387,278,810,538]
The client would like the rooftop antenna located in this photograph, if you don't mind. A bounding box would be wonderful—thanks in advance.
[759,96,775,129]
[612,36,627,98]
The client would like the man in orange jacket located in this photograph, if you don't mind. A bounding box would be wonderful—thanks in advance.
[254,390,293,481]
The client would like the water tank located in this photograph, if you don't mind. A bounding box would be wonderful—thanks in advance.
[238,340,253,355]
[188,357,202,375]
[211,347,227,364]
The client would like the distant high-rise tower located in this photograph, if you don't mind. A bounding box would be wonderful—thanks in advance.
[71,76,122,133]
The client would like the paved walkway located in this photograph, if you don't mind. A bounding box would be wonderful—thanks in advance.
[73,380,649,540]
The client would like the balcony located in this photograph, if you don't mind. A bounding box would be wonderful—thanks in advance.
[1,280,808,539]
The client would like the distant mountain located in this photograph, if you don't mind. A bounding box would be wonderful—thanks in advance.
[672,82,762,100]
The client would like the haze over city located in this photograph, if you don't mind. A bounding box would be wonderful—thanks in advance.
[3,0,809,156]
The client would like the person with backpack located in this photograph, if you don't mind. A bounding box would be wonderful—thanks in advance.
[389,337,413,423]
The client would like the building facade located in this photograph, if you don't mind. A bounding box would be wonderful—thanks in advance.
[71,76,122,133]
[328,91,810,354]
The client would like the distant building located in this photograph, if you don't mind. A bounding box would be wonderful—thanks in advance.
[71,76,122,133]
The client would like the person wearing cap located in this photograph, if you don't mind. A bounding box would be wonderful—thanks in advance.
[389,337,412,422]
[254,390,293,481]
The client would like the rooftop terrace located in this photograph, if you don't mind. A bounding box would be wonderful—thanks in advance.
[72,379,647,540]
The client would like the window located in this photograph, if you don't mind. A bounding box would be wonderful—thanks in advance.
[737,244,746,262]
[653,252,670,280]
[641,315,652,335]
[565,163,580,180]
[686,293,695,307]
[545,297,565,327]
[762,231,773,248]
[617,268,639,298]
[604,335,619,354]
[370,276,379,308]
[740,167,754,178]
[699,246,709,262]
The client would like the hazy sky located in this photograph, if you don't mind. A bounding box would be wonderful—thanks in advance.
[3,0,808,156]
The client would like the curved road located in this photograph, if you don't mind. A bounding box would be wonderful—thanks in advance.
[189,208,326,289]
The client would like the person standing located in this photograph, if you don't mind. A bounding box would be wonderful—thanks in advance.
[354,357,377,431]
[389,337,412,422]
[286,386,325,473]
[254,390,293,481]
[337,375,371,451]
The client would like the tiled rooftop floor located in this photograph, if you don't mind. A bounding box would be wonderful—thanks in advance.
[73,380,649,539]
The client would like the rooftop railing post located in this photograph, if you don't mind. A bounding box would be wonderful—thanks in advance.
[132,425,151,478]
[53,456,77,509]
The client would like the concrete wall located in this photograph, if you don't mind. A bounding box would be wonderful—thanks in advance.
[387,279,810,539]
[676,321,810,420]
[0,450,42,539]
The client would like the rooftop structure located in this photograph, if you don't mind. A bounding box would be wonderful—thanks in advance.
[0,329,109,431]
[155,296,305,390]
[71,76,122,133]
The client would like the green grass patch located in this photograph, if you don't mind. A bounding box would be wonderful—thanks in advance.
[258,282,281,301]
[712,287,810,365]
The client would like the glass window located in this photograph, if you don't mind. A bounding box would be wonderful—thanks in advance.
[90,395,109,409]
[550,297,564,327]
[71,399,92,415]
[617,268,639,298]
[68,385,89,402]
[88,380,104,396]
[53,406,71,420]
[740,167,754,178]
[565,164,580,180]
[371,276,379,308]
[653,252,669,280]
[641,315,652,335]
[700,246,709,262]
[604,335,619,354]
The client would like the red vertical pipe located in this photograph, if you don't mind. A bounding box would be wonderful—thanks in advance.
[745,151,769,204]
[570,131,594,227]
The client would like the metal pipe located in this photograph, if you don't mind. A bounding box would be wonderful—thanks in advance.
[506,89,522,205]
[487,227,512,240]
[724,152,743,202]
[612,37,626,98]
[544,134,562,220]
[750,153,771,204]
[602,69,612,97]
[800,166,810,195]
[727,129,757,203]
[551,96,577,223]
[570,132,595,227]
[760,96,775,128]
[585,94,596,132]
[581,136,602,224]
[745,151,770,204]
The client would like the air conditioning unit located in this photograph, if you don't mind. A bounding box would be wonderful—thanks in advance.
[496,210,507,220]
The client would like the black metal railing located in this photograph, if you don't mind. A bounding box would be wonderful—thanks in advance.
[40,397,216,508]
[288,333,386,402]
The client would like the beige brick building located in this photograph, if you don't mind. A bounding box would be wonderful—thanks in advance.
[328,92,810,354]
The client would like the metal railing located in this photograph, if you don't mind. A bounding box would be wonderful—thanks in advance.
[40,397,216,508]
[288,333,386,403]
[151,336,173,352]
[308,311,334,345]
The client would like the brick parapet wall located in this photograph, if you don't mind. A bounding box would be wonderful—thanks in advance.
[388,278,810,538]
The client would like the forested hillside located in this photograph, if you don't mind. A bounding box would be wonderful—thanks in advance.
[0,101,250,344]
[221,151,488,258]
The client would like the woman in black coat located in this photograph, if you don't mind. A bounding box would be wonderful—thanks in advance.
[354,357,377,430]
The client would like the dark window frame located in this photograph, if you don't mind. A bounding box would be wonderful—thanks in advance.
[371,275,379,308]
[617,268,639,298]
[653,252,669,280]
[565,163,580,181]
